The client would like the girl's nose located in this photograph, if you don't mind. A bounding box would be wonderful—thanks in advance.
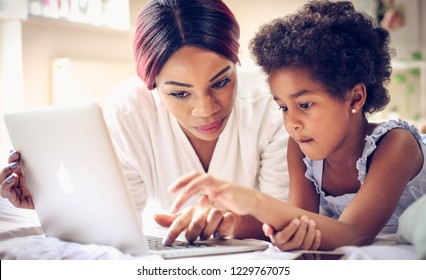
[285,111,303,131]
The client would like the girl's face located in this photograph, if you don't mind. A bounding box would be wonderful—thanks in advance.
[269,67,353,160]
[156,46,237,142]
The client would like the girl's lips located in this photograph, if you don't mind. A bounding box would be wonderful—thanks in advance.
[294,137,313,144]
[195,118,224,135]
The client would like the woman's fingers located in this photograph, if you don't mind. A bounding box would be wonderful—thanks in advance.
[162,206,220,245]
[8,150,20,163]
[215,211,236,238]
[163,210,192,245]
[0,173,18,199]
[199,208,224,240]
[0,158,21,187]
[160,206,236,246]
[9,190,34,209]
[154,212,181,228]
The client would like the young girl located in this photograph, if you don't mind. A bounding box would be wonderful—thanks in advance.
[169,0,426,250]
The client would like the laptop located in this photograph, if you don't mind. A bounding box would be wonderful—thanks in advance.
[3,103,269,259]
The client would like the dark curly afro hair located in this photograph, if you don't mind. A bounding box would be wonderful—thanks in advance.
[249,0,393,114]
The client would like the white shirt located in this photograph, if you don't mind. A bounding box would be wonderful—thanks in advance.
[104,69,289,218]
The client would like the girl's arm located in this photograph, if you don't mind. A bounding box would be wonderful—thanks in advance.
[170,129,423,250]
[286,138,319,211]
[231,214,271,240]
[242,129,424,249]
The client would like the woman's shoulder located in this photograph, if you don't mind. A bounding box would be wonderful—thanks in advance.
[234,60,283,125]
[103,78,168,142]
[104,77,158,115]
[234,92,283,132]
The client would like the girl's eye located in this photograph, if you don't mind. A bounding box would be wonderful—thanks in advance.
[212,77,231,89]
[168,92,190,99]
[299,102,313,110]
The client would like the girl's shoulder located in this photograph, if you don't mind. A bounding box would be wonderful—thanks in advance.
[363,119,423,158]
[357,119,424,183]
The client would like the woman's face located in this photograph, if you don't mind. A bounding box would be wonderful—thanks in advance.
[156,46,237,142]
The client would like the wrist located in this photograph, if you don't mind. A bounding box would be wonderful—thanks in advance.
[247,190,262,217]
[230,214,267,240]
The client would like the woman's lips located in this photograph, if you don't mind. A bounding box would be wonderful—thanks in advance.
[195,118,224,135]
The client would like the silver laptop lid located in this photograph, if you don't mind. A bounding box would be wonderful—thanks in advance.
[4,103,148,256]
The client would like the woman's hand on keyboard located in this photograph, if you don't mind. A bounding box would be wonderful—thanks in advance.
[154,205,236,246]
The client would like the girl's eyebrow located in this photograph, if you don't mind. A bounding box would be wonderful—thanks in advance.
[209,65,231,82]
[163,65,231,88]
[273,89,310,101]
[290,89,310,98]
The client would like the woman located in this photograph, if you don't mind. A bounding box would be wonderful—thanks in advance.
[1,0,318,249]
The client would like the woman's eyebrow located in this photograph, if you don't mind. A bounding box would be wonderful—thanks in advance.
[163,65,231,87]
[209,65,231,82]
[164,81,193,88]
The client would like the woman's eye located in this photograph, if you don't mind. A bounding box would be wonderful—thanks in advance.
[212,77,231,89]
[169,92,190,99]
[299,102,313,110]
[278,105,288,112]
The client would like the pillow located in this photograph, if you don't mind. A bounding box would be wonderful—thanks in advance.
[397,194,426,259]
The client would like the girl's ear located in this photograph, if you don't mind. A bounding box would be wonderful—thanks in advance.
[349,83,366,113]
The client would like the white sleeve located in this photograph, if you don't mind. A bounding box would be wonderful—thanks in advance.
[103,80,148,213]
[257,99,289,202]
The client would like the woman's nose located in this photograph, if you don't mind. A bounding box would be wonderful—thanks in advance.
[192,95,220,117]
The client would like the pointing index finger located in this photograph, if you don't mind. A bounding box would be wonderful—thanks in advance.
[170,174,215,213]
[168,170,200,193]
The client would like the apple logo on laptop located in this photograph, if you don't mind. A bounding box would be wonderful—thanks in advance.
[56,162,76,194]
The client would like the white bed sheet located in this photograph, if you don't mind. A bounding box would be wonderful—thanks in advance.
[0,198,417,260]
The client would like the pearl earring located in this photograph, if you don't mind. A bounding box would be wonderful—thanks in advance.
[351,108,357,114]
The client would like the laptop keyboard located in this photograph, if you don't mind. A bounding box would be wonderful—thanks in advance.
[146,235,212,250]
